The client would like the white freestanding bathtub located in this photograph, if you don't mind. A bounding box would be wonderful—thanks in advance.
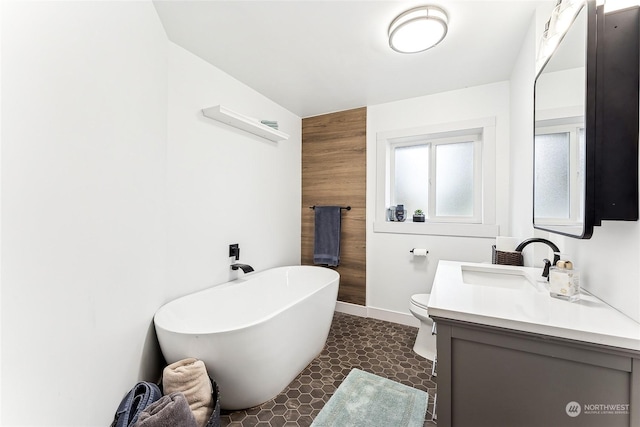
[154,265,339,410]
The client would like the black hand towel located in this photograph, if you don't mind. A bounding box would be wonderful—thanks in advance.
[313,206,342,267]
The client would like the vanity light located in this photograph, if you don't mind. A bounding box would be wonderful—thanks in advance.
[388,6,449,54]
[552,0,585,35]
[536,0,585,71]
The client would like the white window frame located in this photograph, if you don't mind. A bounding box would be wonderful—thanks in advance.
[534,118,585,226]
[389,134,482,223]
[375,117,498,237]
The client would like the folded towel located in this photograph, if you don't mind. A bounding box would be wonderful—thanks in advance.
[162,359,214,427]
[133,392,197,427]
[260,120,279,129]
[110,382,162,427]
[313,206,342,267]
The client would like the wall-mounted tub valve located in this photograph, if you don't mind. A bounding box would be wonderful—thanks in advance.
[229,243,240,260]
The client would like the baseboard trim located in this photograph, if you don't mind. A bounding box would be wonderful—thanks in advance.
[334,301,368,317]
[334,302,418,328]
[367,306,419,327]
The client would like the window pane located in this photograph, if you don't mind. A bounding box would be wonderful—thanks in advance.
[535,132,570,218]
[435,142,474,217]
[394,144,429,216]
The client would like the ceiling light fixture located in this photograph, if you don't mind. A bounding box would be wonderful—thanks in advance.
[388,6,449,54]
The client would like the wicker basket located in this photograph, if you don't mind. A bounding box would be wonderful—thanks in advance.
[492,245,524,266]
[205,379,221,427]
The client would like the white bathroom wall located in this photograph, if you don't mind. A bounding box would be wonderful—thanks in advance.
[366,82,511,322]
[509,4,566,270]
[0,0,4,420]
[1,2,302,426]
[165,42,301,301]
[508,7,540,265]
[1,1,169,425]
[509,4,640,322]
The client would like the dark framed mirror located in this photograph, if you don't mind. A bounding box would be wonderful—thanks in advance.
[533,0,597,238]
[534,2,639,239]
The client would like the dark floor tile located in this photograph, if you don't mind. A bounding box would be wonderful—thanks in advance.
[220,312,436,426]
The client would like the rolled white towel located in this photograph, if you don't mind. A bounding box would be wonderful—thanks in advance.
[162,358,213,427]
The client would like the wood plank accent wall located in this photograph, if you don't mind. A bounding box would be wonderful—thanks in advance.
[301,107,367,306]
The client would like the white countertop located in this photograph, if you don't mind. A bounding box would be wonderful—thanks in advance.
[428,260,640,352]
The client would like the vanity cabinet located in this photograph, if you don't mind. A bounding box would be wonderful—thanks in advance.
[432,317,640,427]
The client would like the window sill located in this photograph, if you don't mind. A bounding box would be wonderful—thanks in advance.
[373,221,499,238]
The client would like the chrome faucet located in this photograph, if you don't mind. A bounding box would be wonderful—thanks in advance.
[231,263,254,274]
[514,238,560,279]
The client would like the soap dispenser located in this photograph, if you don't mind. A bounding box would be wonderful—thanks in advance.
[549,260,580,302]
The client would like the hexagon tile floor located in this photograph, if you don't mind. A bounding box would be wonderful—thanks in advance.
[220,311,437,426]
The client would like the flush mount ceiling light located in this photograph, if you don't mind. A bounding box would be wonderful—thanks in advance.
[388,6,449,54]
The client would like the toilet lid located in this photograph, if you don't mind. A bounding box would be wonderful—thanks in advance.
[411,293,431,310]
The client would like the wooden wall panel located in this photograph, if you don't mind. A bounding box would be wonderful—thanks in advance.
[301,107,366,306]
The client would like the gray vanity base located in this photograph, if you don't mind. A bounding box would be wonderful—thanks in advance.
[433,317,640,427]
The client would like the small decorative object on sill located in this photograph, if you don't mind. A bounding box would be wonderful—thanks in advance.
[413,209,425,222]
[387,205,407,221]
[387,206,396,221]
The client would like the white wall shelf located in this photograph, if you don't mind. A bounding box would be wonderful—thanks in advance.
[202,105,289,142]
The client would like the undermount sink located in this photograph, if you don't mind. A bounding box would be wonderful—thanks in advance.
[461,265,533,289]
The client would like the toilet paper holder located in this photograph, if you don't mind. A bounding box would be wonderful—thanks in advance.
[410,248,429,255]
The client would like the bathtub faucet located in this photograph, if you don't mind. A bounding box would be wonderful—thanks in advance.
[231,263,254,274]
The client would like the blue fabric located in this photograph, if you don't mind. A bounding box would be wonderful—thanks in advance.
[111,382,162,427]
[313,206,342,267]
[311,369,428,426]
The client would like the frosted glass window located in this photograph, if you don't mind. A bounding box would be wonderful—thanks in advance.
[435,142,474,217]
[535,132,570,218]
[394,144,429,215]
[388,128,483,223]
[381,120,492,229]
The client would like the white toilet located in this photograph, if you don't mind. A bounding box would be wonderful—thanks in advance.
[409,293,437,361]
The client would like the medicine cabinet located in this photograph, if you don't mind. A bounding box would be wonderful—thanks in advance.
[533,1,639,239]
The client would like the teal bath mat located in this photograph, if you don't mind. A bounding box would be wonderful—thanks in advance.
[311,368,428,427]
